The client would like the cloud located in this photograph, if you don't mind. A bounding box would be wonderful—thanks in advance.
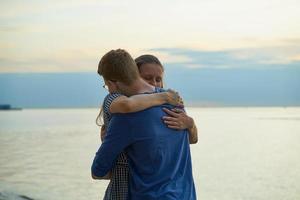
[1,0,299,72]
[138,49,192,64]
[0,26,24,33]
[1,44,300,73]
[0,49,98,73]
[289,54,300,62]
[151,44,300,69]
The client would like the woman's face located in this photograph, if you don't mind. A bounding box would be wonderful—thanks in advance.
[139,63,164,88]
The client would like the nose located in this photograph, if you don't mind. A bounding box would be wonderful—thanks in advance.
[154,81,161,88]
[148,79,156,87]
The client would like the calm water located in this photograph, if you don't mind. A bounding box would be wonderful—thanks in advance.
[0,108,299,200]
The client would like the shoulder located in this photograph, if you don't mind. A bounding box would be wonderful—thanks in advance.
[155,87,167,93]
[103,93,123,107]
[103,93,124,115]
[103,93,123,103]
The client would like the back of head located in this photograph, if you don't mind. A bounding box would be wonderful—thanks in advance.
[98,49,139,85]
[135,54,164,72]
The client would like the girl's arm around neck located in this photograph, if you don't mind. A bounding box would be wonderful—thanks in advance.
[109,90,182,114]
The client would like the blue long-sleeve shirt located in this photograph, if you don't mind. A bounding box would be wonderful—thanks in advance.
[92,105,196,200]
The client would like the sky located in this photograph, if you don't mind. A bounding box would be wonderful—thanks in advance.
[1,0,300,72]
[0,0,299,107]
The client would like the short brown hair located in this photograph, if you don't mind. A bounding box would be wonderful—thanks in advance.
[98,49,139,85]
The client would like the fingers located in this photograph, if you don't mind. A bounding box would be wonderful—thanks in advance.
[167,89,179,95]
[166,88,183,106]
[162,115,187,130]
[171,108,184,113]
[172,93,181,105]
[163,120,178,126]
[163,115,183,130]
[163,120,181,130]
[177,98,184,106]
[162,107,180,117]
[167,125,180,130]
[162,116,177,121]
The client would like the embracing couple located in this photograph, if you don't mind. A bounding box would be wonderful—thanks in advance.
[91,49,198,200]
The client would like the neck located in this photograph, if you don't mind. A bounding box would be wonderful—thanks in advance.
[122,78,155,96]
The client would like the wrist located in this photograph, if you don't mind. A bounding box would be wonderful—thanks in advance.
[187,117,195,129]
[164,92,171,103]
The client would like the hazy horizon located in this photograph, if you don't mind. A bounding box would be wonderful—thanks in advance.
[1,65,299,108]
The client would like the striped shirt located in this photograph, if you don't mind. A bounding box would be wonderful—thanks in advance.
[102,93,129,200]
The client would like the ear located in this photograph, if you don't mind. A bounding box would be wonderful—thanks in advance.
[107,80,118,91]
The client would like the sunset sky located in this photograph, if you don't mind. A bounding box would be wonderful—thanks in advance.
[1,0,300,72]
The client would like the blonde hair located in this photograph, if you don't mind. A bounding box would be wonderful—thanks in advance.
[95,106,104,127]
[135,54,164,72]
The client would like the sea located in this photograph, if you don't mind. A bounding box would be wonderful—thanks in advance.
[0,107,299,200]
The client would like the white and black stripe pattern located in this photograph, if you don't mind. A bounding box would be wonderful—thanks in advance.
[103,93,123,127]
[102,93,129,200]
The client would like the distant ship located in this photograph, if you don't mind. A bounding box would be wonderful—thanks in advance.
[0,104,22,110]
